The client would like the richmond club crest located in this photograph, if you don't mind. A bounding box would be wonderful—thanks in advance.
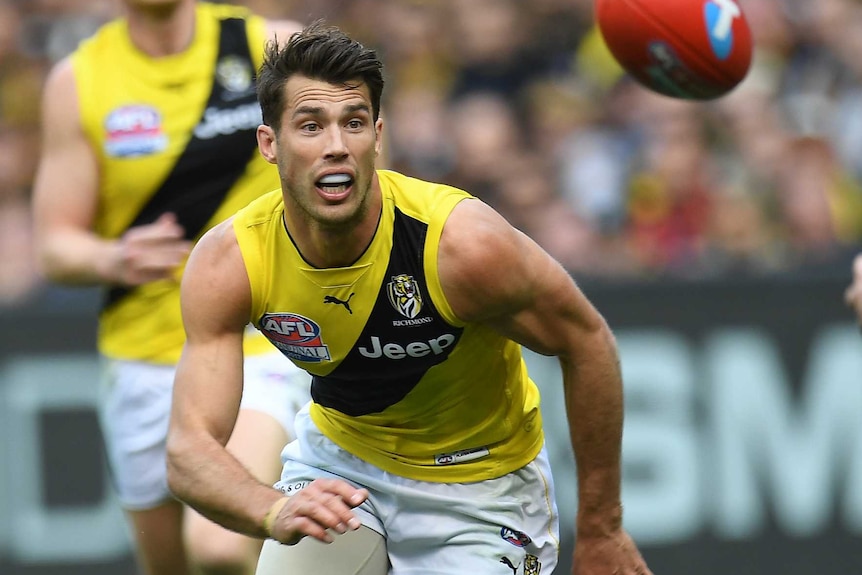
[387,274,423,319]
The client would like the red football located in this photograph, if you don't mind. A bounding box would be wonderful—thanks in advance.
[595,0,753,100]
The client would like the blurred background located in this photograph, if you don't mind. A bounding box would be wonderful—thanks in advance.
[0,0,861,573]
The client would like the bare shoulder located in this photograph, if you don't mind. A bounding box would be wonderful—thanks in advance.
[265,18,304,43]
[441,199,526,276]
[438,199,540,322]
[44,56,76,93]
[182,218,252,331]
[41,57,79,124]
[187,218,243,274]
[439,198,607,357]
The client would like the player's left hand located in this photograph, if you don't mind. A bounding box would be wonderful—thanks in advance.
[571,529,653,575]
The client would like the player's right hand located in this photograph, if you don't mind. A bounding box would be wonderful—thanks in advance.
[269,478,368,545]
[111,213,192,285]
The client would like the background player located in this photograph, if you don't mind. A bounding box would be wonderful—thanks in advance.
[31,2,310,574]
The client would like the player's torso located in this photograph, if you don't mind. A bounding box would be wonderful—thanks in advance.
[236,171,544,482]
[72,3,278,363]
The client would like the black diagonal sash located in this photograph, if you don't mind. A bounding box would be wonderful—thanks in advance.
[104,17,261,310]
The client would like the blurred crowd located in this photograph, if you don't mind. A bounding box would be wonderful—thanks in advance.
[2,0,862,306]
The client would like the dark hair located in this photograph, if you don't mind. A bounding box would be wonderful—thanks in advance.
[257,20,385,132]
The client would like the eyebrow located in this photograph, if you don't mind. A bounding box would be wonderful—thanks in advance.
[291,102,372,120]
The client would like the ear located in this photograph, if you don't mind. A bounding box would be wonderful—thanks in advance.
[374,117,383,157]
[257,125,278,164]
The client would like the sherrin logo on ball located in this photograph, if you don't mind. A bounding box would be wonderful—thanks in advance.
[595,0,753,100]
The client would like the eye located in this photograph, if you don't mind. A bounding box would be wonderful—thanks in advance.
[300,122,320,132]
[346,119,364,130]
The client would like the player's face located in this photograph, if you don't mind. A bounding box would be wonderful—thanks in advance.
[270,75,382,229]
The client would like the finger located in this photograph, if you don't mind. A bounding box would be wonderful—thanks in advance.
[151,212,188,237]
[126,219,187,242]
[315,478,369,508]
[122,247,192,284]
[316,481,368,529]
[130,247,191,271]
[304,490,364,532]
[280,514,334,544]
[278,497,355,542]
[124,237,191,258]
[154,212,178,225]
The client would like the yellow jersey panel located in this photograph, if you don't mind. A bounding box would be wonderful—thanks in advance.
[72,2,278,363]
[234,170,544,482]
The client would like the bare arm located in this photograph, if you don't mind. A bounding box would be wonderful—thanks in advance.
[439,199,650,575]
[31,58,191,286]
[166,220,366,543]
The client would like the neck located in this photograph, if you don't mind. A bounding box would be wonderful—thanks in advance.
[124,0,196,57]
[285,184,383,269]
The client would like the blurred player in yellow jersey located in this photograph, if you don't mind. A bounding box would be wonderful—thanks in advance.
[31,1,310,574]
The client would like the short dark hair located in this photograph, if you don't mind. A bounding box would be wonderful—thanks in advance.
[257,21,385,132]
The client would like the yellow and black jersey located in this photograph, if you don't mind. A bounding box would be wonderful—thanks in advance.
[72,2,278,363]
[233,170,544,482]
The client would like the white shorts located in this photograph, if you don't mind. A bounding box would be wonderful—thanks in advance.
[99,352,311,510]
[274,405,561,575]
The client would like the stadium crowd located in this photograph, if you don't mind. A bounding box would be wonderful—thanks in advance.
[2,0,862,305]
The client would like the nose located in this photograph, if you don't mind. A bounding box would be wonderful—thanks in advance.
[323,127,349,160]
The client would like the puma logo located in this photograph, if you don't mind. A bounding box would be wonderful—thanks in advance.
[500,557,520,575]
[323,293,355,314]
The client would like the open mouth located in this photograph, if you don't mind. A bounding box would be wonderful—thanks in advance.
[316,173,354,197]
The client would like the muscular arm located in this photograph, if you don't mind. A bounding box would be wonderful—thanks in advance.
[167,220,366,543]
[166,219,267,533]
[439,199,649,574]
[31,58,190,287]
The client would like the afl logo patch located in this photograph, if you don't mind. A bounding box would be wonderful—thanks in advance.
[500,527,532,548]
[259,313,331,363]
[387,274,423,319]
[103,105,167,157]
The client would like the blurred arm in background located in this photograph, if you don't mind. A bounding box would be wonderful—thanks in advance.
[845,253,862,325]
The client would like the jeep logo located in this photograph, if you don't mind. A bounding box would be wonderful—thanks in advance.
[358,334,456,359]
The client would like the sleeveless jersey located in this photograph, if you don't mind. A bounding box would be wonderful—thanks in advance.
[233,170,545,482]
[72,2,277,363]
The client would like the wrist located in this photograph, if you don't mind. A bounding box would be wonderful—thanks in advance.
[262,497,289,538]
[94,240,125,285]
[576,502,622,538]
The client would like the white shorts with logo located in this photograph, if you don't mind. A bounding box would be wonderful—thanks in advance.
[274,404,561,575]
[99,351,311,510]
